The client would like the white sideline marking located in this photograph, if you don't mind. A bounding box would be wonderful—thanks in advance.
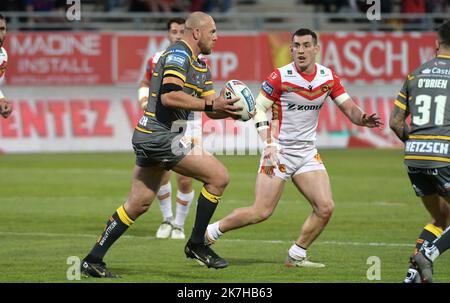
[0,231,413,247]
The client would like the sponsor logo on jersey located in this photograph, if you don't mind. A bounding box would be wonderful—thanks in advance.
[421,67,450,75]
[270,72,278,80]
[287,70,292,75]
[170,49,190,57]
[262,81,274,96]
[166,54,187,67]
[405,141,449,155]
[287,103,323,111]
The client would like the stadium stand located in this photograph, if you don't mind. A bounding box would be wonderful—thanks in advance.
[0,0,448,31]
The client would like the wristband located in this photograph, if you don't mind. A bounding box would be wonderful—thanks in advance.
[204,100,214,112]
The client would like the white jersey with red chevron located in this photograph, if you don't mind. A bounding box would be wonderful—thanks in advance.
[0,47,8,81]
[260,62,347,146]
[144,51,163,82]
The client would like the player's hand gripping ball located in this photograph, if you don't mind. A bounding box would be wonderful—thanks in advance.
[223,80,256,121]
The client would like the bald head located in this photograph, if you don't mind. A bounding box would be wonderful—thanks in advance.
[183,11,217,56]
[185,12,213,30]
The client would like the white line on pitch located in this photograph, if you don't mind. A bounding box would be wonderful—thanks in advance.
[0,231,413,247]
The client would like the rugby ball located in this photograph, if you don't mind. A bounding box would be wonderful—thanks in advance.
[223,80,256,121]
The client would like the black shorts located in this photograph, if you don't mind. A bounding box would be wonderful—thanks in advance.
[406,166,450,197]
[132,130,192,170]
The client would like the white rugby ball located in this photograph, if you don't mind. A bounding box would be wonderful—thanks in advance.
[223,79,256,121]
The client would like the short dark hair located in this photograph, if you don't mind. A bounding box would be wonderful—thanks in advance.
[438,19,450,49]
[0,14,5,22]
[167,17,185,31]
[292,28,318,45]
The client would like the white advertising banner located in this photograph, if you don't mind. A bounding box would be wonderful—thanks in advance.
[0,84,402,153]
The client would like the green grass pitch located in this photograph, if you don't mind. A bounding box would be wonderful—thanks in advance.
[1,149,449,283]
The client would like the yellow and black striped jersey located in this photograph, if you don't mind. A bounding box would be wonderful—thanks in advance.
[395,55,450,168]
[144,40,214,130]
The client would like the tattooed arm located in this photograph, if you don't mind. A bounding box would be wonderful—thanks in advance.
[389,104,410,143]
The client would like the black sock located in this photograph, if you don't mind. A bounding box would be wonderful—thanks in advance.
[190,187,221,244]
[84,205,134,263]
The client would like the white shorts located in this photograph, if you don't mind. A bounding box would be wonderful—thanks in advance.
[258,142,326,181]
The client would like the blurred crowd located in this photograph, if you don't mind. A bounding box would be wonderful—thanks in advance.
[0,0,236,14]
[311,0,450,14]
[1,0,449,14]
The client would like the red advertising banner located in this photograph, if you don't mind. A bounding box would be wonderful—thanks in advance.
[114,32,273,84]
[1,31,438,85]
[319,32,437,83]
[115,33,167,84]
[4,32,113,85]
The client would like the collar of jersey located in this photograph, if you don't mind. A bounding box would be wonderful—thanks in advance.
[293,62,317,82]
[180,40,198,60]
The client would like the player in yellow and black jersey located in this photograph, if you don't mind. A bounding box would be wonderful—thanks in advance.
[390,19,450,283]
[79,12,242,278]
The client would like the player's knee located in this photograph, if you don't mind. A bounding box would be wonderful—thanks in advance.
[316,200,334,220]
[126,192,154,217]
[212,169,230,192]
[177,177,193,193]
[252,207,274,223]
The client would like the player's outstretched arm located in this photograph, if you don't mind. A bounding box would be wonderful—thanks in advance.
[337,97,383,128]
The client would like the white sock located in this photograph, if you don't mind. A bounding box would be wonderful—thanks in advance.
[288,243,307,259]
[174,190,195,228]
[206,221,223,242]
[424,245,440,262]
[157,182,173,221]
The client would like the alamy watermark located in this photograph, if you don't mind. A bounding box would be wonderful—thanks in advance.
[366,0,381,21]
[66,256,81,280]
[66,0,81,21]
[366,256,381,281]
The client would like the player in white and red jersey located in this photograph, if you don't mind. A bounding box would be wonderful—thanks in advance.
[138,17,200,240]
[206,28,382,268]
[0,14,12,119]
